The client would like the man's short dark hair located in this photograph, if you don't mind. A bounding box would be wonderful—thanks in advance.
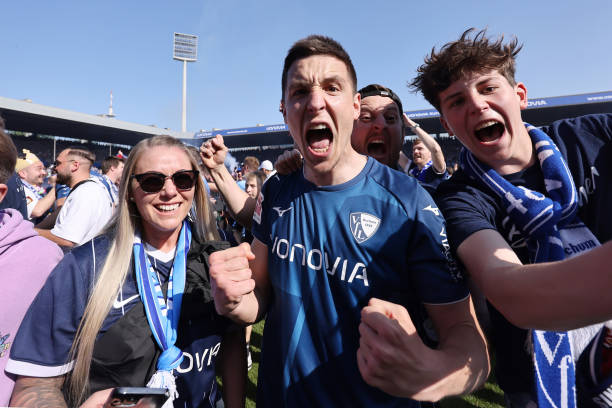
[0,129,18,184]
[66,147,95,165]
[101,156,125,174]
[410,28,522,112]
[281,35,358,101]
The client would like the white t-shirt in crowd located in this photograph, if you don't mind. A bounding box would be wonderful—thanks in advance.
[51,178,114,245]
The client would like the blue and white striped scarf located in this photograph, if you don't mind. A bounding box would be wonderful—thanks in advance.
[409,160,433,182]
[460,123,578,408]
[133,220,191,406]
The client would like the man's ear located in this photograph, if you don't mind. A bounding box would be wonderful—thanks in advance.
[440,116,454,136]
[353,92,361,120]
[516,82,528,110]
[0,184,7,203]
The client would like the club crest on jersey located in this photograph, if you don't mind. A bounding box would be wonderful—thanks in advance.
[350,212,380,244]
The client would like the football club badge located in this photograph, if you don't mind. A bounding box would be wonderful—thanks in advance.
[350,212,381,244]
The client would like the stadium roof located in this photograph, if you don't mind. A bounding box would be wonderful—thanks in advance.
[2,91,611,148]
[191,90,612,141]
[0,96,188,145]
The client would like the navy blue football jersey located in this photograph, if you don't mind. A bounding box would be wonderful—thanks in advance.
[7,235,229,408]
[252,156,468,407]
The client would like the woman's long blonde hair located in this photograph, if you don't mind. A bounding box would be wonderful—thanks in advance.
[67,135,219,404]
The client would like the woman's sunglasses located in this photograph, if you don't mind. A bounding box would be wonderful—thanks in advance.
[132,170,199,193]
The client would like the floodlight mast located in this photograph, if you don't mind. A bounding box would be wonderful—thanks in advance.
[173,33,198,133]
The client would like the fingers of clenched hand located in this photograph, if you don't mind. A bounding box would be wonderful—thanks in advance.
[209,243,256,314]
[357,343,385,389]
[199,140,213,159]
[209,134,227,151]
[358,299,415,393]
[199,135,226,166]
[358,298,417,372]
[209,243,255,279]
[362,297,416,338]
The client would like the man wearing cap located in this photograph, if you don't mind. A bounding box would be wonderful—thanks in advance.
[353,84,448,191]
[259,160,276,180]
[35,147,113,248]
[15,149,56,221]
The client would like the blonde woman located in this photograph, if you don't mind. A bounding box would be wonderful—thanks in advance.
[7,135,246,407]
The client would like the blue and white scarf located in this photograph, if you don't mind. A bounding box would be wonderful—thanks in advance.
[134,221,191,407]
[409,160,433,182]
[460,123,579,408]
[22,179,45,199]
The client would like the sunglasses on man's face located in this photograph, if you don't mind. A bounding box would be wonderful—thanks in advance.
[53,159,73,167]
[132,170,199,193]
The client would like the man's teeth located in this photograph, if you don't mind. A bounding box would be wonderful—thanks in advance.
[475,120,499,131]
[310,124,329,130]
[157,204,179,211]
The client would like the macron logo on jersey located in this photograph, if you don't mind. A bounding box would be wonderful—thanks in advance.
[423,205,440,216]
[272,206,293,217]
[350,212,380,244]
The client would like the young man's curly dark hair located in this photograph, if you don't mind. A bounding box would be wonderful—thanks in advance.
[410,28,523,112]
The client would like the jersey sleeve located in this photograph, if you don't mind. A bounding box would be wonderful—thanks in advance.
[251,173,280,246]
[435,173,498,256]
[5,250,93,377]
[405,185,469,304]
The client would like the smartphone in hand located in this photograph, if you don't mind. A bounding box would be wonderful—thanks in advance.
[105,387,169,408]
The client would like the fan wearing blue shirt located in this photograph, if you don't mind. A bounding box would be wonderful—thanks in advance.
[207,34,489,407]
[412,28,612,408]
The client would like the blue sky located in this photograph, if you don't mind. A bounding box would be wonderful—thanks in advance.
[2,0,611,134]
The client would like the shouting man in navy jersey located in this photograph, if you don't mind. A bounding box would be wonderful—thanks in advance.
[412,28,612,408]
[208,35,488,407]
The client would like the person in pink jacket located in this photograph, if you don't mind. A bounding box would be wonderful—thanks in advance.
[0,128,63,405]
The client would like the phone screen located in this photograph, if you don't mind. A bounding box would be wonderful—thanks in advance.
[106,387,169,408]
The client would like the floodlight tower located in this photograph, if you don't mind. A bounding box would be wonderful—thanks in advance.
[173,33,198,133]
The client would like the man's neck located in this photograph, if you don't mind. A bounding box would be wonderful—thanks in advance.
[304,151,367,187]
[69,173,91,189]
[494,128,536,175]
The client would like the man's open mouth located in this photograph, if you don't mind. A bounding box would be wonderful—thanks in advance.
[367,139,387,156]
[306,124,332,154]
[474,120,505,143]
